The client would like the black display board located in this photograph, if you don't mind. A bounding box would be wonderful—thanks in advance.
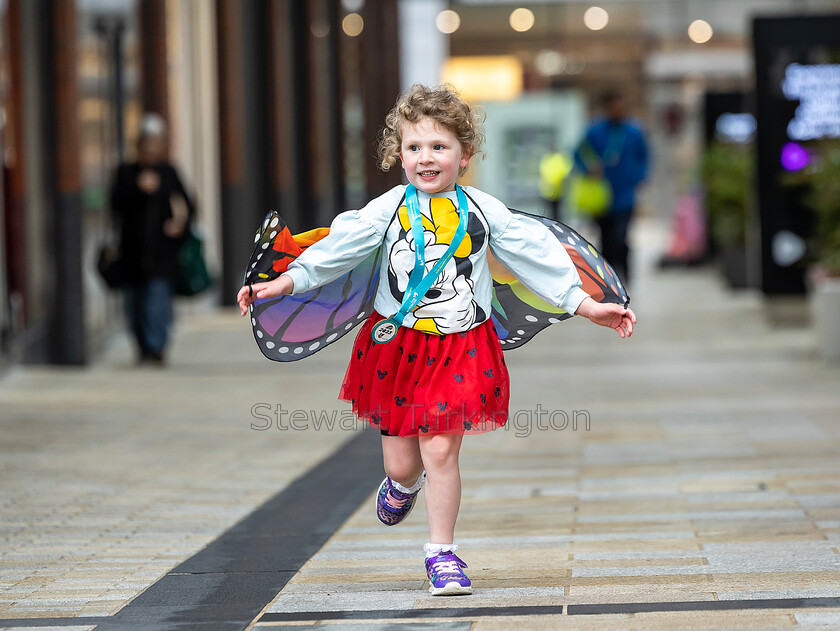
[753,15,840,294]
[703,92,753,147]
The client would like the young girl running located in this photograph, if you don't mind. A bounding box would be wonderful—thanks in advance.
[237,84,636,596]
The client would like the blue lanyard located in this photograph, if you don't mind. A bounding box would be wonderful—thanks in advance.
[603,124,627,167]
[580,124,627,169]
[391,184,469,328]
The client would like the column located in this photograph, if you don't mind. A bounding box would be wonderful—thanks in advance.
[40,0,86,363]
[267,0,310,232]
[3,0,27,325]
[361,0,402,198]
[216,0,271,303]
[139,0,169,124]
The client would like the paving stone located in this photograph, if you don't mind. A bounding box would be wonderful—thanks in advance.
[266,589,419,612]
[280,581,427,594]
[718,589,840,600]
[575,509,808,523]
[0,627,95,631]
[794,611,840,626]
[702,542,840,573]
[572,550,709,561]
[254,624,472,631]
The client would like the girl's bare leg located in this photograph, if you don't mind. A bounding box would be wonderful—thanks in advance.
[418,433,464,544]
[381,435,424,487]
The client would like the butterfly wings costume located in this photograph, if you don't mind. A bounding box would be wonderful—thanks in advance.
[243,185,629,361]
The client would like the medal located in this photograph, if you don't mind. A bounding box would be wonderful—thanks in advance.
[371,184,469,343]
[371,318,398,344]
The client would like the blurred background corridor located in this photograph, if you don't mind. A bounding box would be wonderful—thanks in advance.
[0,0,839,367]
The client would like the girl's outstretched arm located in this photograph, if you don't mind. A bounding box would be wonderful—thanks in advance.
[236,275,294,316]
[574,297,636,338]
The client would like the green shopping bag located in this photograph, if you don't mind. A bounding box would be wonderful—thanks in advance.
[176,227,213,296]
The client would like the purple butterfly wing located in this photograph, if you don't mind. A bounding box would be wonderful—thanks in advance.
[244,211,381,362]
[491,208,630,350]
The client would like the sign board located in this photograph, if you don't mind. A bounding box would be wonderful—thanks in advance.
[753,15,840,294]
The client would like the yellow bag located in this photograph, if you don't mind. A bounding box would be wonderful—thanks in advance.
[539,153,573,202]
[570,175,612,218]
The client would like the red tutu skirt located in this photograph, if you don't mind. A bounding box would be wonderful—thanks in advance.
[339,312,510,436]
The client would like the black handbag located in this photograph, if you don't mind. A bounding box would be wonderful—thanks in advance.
[176,227,212,296]
[97,242,124,289]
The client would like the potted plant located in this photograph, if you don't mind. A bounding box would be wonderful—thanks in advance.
[700,141,754,288]
[803,142,840,361]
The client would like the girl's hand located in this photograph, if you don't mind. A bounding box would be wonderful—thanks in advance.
[575,297,636,338]
[236,275,294,316]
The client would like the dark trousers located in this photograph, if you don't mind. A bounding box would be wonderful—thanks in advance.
[125,277,174,356]
[545,198,561,222]
[597,211,633,284]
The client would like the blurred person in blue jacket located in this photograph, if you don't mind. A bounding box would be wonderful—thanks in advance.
[574,90,649,283]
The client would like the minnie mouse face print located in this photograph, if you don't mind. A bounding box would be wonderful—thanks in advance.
[388,196,484,335]
[394,238,477,335]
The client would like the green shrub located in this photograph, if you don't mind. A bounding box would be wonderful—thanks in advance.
[700,141,753,250]
[805,144,840,275]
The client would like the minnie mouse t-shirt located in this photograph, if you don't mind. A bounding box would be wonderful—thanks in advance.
[283,185,590,335]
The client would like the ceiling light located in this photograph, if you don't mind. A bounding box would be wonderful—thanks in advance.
[688,19,713,44]
[436,9,461,34]
[535,50,566,76]
[342,13,364,37]
[583,6,609,31]
[510,8,535,33]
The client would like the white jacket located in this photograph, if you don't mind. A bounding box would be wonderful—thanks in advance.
[283,185,589,336]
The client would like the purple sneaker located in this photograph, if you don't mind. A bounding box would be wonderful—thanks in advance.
[425,551,472,596]
[376,473,424,526]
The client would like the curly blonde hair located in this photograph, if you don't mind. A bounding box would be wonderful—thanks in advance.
[377,84,485,175]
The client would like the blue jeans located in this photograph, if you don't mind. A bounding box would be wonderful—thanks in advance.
[125,277,174,355]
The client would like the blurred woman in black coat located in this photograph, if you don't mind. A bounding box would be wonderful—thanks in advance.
[111,114,194,365]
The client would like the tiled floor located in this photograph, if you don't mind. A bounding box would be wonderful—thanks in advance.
[0,305,360,622]
[2,219,840,630]
[256,239,840,629]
